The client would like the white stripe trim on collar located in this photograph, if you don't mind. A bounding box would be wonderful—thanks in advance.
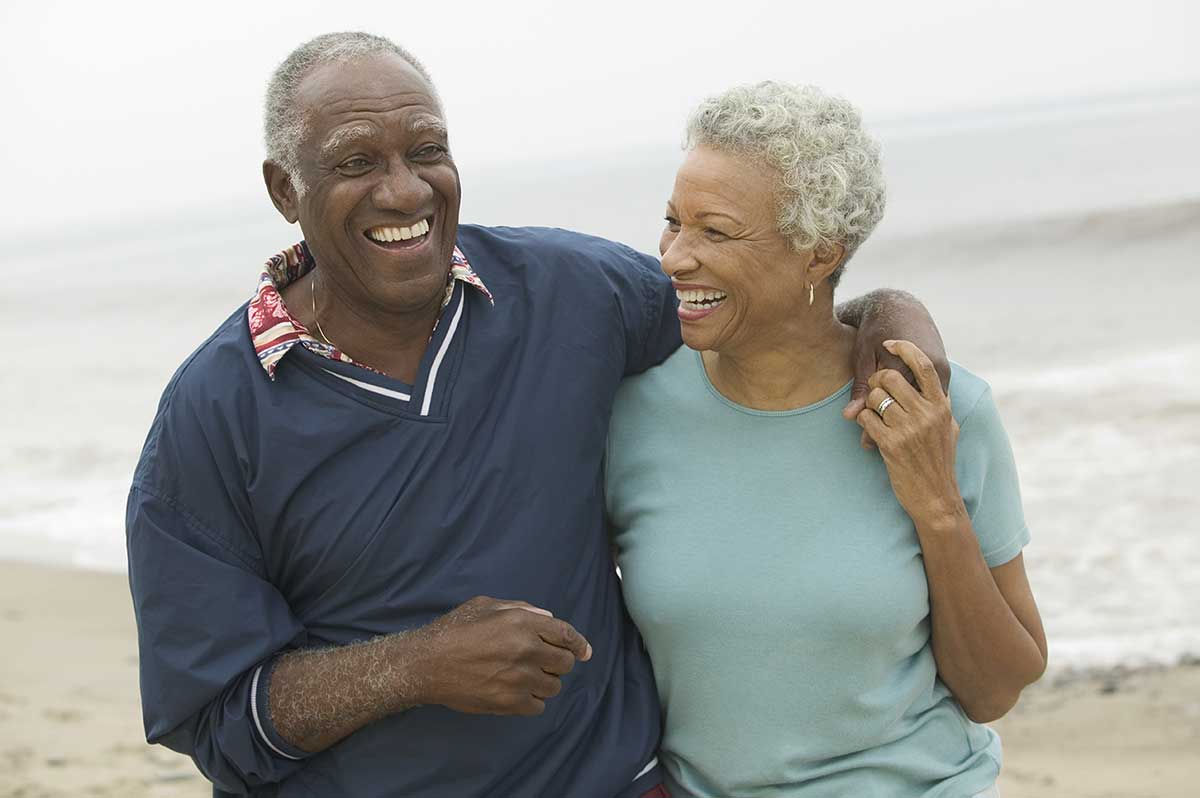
[322,369,412,401]
[421,284,465,416]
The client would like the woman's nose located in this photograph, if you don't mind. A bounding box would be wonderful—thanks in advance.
[660,231,697,279]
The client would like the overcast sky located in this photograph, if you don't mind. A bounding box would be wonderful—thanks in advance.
[1,0,1198,239]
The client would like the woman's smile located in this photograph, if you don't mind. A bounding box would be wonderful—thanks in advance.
[674,283,729,321]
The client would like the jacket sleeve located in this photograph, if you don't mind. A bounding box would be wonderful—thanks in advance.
[604,243,682,376]
[127,484,311,793]
[126,361,312,793]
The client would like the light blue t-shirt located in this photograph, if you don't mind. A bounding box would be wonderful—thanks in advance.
[606,348,1030,798]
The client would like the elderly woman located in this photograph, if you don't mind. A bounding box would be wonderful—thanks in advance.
[605,82,1047,798]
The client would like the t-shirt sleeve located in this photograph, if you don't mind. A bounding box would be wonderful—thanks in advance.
[954,386,1030,567]
[127,380,311,792]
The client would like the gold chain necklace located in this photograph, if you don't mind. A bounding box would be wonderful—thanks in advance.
[309,276,444,368]
[310,276,339,349]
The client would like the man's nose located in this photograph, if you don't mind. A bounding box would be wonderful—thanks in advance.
[372,159,433,211]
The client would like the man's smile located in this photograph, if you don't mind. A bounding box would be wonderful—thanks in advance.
[363,217,433,252]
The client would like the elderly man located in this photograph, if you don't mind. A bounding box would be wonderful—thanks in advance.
[127,32,948,798]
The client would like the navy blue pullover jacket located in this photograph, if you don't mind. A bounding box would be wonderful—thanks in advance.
[126,226,681,797]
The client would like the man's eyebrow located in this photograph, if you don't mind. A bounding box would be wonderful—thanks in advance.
[319,124,378,160]
[409,117,448,137]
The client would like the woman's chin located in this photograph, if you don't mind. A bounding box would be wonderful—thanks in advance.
[679,329,712,352]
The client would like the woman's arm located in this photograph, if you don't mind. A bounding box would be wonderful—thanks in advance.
[856,340,1047,722]
[907,518,1047,721]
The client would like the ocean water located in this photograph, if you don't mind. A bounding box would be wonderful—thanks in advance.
[2,92,1198,674]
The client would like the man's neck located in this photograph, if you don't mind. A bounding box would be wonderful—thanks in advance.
[702,312,857,412]
[284,271,445,383]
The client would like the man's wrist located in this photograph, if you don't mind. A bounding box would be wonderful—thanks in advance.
[380,631,432,713]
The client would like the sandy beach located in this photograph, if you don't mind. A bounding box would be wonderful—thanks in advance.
[0,561,1196,797]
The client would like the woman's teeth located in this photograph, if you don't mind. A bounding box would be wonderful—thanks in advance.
[365,219,430,243]
[676,288,728,311]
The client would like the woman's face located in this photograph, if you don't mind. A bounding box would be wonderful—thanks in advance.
[660,145,815,354]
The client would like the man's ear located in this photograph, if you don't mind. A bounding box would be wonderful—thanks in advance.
[263,161,300,224]
[807,242,845,286]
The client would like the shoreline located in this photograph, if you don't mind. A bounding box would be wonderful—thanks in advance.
[2,559,1198,797]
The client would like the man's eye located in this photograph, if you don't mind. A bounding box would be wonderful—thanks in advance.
[339,157,372,171]
[663,216,681,232]
[414,144,447,160]
[704,227,727,240]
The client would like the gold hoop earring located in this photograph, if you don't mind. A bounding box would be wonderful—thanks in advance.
[808,283,815,307]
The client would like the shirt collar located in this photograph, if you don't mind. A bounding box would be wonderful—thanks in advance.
[247,241,492,379]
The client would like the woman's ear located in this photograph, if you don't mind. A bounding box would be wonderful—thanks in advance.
[807,242,846,286]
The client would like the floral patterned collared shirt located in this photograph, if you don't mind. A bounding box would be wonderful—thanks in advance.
[247,241,493,379]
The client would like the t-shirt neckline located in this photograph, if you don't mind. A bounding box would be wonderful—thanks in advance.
[691,350,854,417]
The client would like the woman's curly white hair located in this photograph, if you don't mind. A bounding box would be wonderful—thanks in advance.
[686,81,886,286]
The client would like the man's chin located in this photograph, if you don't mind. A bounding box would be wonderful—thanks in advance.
[374,271,453,315]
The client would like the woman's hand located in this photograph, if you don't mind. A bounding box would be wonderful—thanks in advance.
[837,289,950,450]
[855,339,966,528]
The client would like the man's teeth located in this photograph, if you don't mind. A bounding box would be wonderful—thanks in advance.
[366,218,430,243]
[676,288,728,309]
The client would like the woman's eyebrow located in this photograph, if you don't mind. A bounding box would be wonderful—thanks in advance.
[696,210,741,224]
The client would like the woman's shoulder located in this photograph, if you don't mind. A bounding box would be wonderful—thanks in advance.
[946,362,998,427]
[611,346,696,421]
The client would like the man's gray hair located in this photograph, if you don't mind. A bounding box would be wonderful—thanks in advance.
[264,32,438,195]
[686,81,886,287]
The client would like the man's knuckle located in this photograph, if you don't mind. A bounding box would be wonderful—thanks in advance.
[519,634,543,657]
[503,609,530,628]
[556,620,578,643]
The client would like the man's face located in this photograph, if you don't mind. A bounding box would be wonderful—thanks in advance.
[284,54,460,315]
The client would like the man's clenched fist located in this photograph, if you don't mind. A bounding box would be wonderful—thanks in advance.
[410,596,593,716]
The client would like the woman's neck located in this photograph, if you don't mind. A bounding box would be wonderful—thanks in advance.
[703,313,857,411]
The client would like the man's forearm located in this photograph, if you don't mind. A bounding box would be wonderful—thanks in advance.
[837,288,950,395]
[264,595,592,754]
[835,288,919,328]
[268,631,426,754]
